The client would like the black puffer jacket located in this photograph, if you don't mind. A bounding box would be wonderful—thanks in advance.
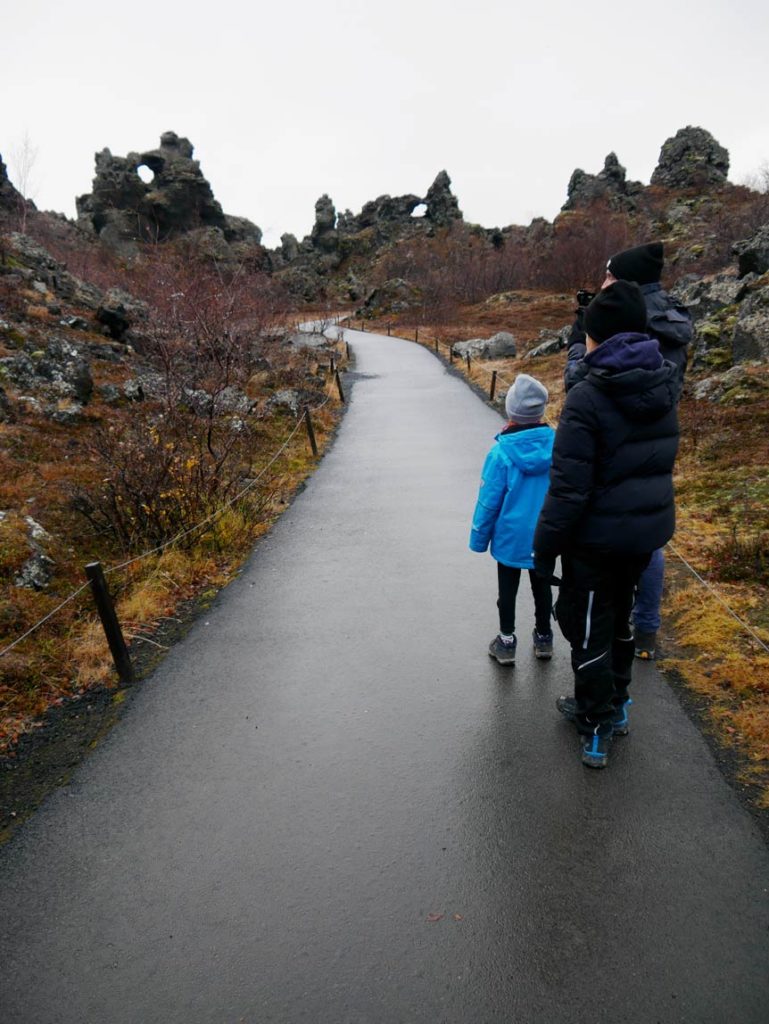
[535,332,679,559]
[565,283,692,394]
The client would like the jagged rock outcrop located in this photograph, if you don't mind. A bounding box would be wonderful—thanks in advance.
[0,153,22,214]
[733,225,769,278]
[272,170,462,301]
[651,126,729,190]
[76,131,262,254]
[358,194,423,229]
[562,153,643,211]
[310,195,339,254]
[425,170,462,226]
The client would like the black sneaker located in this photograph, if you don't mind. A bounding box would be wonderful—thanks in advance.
[634,630,656,660]
[488,634,517,665]
[581,725,613,768]
[556,695,578,721]
[533,629,554,660]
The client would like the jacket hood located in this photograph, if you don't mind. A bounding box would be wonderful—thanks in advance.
[586,333,678,422]
[585,332,662,372]
[495,424,553,475]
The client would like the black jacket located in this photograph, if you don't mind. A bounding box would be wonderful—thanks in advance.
[565,283,692,394]
[535,332,679,559]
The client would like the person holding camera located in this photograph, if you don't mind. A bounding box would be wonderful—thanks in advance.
[563,242,692,660]
[533,282,680,768]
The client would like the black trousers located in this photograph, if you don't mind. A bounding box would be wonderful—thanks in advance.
[555,552,650,732]
[497,562,553,636]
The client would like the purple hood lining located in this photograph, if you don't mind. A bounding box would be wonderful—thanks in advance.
[585,332,663,373]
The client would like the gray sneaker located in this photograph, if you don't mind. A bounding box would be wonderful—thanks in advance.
[488,635,517,665]
[533,629,553,659]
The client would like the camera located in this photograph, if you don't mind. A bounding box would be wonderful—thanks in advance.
[576,289,596,308]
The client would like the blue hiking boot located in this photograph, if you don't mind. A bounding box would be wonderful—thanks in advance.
[611,698,633,736]
[581,724,613,769]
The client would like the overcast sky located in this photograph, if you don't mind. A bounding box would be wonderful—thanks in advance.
[3,0,768,248]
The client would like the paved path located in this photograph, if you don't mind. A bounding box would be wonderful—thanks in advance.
[2,331,769,1023]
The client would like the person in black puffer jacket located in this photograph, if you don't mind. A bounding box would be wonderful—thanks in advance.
[564,242,692,662]
[533,281,679,769]
[565,242,692,393]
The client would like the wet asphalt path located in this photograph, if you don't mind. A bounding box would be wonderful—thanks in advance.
[2,331,769,1023]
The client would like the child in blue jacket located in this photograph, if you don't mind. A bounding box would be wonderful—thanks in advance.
[469,374,555,664]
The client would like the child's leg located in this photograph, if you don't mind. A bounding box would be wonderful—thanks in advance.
[497,563,522,635]
[527,570,553,635]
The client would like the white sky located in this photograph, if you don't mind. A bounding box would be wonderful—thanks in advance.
[2,0,768,248]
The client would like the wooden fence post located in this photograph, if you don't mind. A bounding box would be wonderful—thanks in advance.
[415,327,419,343]
[303,406,318,456]
[466,353,471,373]
[335,369,346,403]
[85,562,134,684]
[490,370,498,402]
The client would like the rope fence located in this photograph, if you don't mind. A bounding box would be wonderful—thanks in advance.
[0,338,348,677]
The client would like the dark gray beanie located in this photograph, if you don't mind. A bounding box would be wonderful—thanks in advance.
[505,374,548,423]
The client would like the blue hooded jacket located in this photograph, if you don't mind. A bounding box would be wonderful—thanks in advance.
[469,425,555,568]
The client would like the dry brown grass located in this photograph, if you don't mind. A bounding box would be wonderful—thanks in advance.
[0,332,346,754]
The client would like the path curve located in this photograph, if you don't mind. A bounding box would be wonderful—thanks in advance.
[1,330,768,1023]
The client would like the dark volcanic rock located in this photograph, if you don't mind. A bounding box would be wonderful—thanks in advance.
[651,126,729,189]
[733,225,769,278]
[563,152,643,211]
[0,153,23,214]
[353,193,423,231]
[425,171,462,226]
[76,132,261,252]
[96,288,149,340]
[671,270,751,322]
[311,195,339,254]
[733,280,769,362]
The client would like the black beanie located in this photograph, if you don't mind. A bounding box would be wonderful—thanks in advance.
[607,242,664,285]
[584,280,648,344]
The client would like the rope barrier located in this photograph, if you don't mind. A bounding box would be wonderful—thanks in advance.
[0,583,91,660]
[0,385,337,660]
[667,541,769,655]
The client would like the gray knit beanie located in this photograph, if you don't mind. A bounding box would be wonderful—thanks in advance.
[505,374,548,424]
